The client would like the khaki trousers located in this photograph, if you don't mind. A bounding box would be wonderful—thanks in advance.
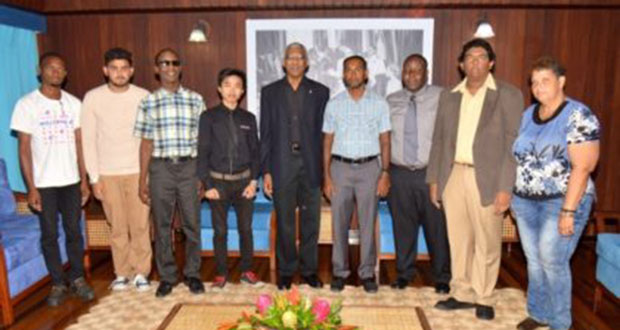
[100,174,152,278]
[442,164,502,305]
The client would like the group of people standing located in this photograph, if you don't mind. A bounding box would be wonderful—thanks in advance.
[10,36,599,330]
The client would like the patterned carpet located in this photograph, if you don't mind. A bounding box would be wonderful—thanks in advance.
[65,283,528,330]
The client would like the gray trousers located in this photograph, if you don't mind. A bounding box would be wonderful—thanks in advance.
[330,159,380,279]
[149,158,201,283]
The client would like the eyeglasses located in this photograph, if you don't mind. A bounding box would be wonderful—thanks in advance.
[157,60,182,67]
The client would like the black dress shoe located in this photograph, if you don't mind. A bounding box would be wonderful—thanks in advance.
[155,281,175,298]
[435,283,450,294]
[361,277,378,293]
[517,317,548,330]
[277,275,292,290]
[390,278,409,290]
[330,276,346,292]
[184,277,205,294]
[475,304,495,320]
[302,274,323,288]
[434,297,476,310]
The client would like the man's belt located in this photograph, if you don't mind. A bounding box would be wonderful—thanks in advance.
[332,154,378,165]
[209,169,251,181]
[154,156,195,164]
[453,161,474,168]
[291,142,301,153]
[390,163,426,172]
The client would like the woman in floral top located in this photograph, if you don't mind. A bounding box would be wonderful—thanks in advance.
[511,57,600,330]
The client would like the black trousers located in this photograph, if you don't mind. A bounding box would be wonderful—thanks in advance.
[386,166,451,284]
[209,178,254,276]
[38,183,85,285]
[273,154,321,277]
[149,159,201,283]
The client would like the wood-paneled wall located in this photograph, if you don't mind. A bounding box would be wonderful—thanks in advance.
[5,0,619,13]
[34,5,619,211]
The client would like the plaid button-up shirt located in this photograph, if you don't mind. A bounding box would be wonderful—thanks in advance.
[134,86,206,158]
[322,90,391,159]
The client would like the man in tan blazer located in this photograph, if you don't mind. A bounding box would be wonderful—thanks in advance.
[426,38,523,320]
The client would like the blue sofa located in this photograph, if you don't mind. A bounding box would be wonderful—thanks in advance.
[596,233,620,296]
[593,212,620,312]
[200,187,275,282]
[0,158,83,325]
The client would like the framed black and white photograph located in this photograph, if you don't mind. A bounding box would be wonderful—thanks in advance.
[246,18,435,117]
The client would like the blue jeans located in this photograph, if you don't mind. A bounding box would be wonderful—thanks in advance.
[511,194,593,330]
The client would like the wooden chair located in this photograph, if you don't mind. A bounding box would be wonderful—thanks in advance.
[592,211,620,312]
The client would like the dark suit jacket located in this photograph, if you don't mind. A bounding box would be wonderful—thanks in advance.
[426,78,524,206]
[260,77,330,190]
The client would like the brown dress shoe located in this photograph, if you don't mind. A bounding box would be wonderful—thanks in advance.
[517,317,548,330]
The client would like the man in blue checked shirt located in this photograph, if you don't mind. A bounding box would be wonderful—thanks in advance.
[323,55,391,294]
[134,48,206,298]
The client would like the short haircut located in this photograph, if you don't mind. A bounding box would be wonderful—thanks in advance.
[39,51,63,67]
[403,53,428,69]
[284,42,308,59]
[458,38,496,64]
[154,48,180,65]
[104,47,133,66]
[217,68,246,90]
[531,56,566,77]
[343,55,367,70]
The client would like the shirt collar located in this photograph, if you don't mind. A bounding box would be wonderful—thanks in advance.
[345,87,369,102]
[406,84,429,99]
[157,85,186,96]
[451,74,496,94]
[284,76,309,90]
[217,103,239,112]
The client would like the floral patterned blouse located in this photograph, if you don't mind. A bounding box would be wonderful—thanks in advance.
[512,98,600,199]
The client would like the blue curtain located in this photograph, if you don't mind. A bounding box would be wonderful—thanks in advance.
[0,24,39,192]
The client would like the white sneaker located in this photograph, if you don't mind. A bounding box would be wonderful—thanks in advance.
[133,274,151,292]
[110,276,130,291]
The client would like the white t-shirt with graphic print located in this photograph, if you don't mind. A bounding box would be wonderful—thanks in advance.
[11,89,82,188]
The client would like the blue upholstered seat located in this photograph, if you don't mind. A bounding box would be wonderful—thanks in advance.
[0,158,77,300]
[0,216,69,298]
[0,214,47,272]
[596,233,620,298]
[377,202,428,256]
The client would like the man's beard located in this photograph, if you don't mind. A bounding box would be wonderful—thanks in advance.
[110,78,130,88]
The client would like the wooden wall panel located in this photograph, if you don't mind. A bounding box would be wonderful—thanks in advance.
[5,0,620,13]
[39,7,620,211]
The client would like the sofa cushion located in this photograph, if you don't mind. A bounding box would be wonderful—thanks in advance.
[1,214,39,272]
[0,159,16,215]
[0,213,70,272]
[7,248,69,298]
[596,233,620,268]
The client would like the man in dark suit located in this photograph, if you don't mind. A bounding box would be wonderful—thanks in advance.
[426,39,524,320]
[260,42,330,290]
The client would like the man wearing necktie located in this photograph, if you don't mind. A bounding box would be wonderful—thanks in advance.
[386,54,451,293]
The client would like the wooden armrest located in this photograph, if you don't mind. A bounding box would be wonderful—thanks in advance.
[593,211,620,234]
[13,192,33,215]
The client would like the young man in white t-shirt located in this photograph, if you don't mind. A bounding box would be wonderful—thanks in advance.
[81,48,152,292]
[10,52,95,307]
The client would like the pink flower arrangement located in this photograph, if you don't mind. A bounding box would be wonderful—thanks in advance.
[256,294,273,315]
[219,286,357,330]
[311,299,331,323]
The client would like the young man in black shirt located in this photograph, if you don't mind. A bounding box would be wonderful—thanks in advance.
[197,68,260,288]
